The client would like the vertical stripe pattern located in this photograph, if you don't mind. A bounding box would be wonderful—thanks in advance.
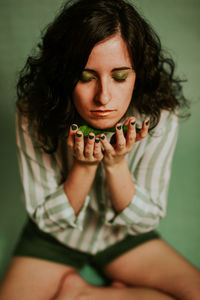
[16,108,179,254]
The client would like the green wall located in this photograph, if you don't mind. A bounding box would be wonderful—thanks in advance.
[0,0,199,283]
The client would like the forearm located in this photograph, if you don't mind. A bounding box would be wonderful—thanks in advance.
[64,160,98,215]
[104,158,135,213]
[99,117,149,213]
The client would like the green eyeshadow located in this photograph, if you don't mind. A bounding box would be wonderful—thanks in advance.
[112,71,129,82]
[80,71,95,82]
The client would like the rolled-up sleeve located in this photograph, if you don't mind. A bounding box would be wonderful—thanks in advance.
[16,110,90,232]
[105,110,179,234]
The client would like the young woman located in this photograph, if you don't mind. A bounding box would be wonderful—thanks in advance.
[0,0,199,299]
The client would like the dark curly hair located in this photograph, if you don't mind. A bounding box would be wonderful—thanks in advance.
[16,0,190,153]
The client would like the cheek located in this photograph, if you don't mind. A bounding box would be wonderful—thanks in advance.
[73,84,94,107]
[73,87,86,111]
[124,76,136,100]
[119,80,135,103]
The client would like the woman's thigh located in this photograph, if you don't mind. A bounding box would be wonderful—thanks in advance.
[102,239,200,300]
[0,256,75,300]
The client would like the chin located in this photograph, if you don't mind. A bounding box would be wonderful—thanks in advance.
[88,119,118,130]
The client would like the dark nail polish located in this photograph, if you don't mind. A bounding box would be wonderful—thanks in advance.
[95,139,100,143]
[100,135,105,140]
[76,132,82,137]
[117,125,122,130]
[89,134,94,140]
[145,120,150,126]
[72,125,77,130]
[131,121,136,126]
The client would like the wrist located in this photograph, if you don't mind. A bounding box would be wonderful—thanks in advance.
[103,157,127,173]
[73,159,99,171]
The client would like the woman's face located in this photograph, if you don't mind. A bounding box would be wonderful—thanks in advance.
[73,34,136,129]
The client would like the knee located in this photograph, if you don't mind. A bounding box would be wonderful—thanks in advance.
[51,271,89,300]
[174,271,200,300]
[189,272,200,299]
[51,271,76,299]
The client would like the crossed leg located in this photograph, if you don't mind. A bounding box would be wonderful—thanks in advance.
[55,239,200,300]
[102,239,200,299]
[1,240,200,300]
[0,257,75,300]
[55,271,175,300]
[0,257,172,300]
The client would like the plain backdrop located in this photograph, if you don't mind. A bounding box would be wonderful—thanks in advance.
[0,0,199,283]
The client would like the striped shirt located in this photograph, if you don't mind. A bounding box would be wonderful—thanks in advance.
[16,108,179,254]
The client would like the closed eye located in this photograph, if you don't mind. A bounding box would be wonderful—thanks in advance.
[112,71,129,82]
[80,70,96,82]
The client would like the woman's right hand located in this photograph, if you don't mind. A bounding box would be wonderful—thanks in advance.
[67,124,103,165]
[65,124,103,215]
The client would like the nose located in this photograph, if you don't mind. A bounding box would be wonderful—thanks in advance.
[94,77,111,105]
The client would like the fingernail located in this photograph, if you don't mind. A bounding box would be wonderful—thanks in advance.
[100,135,105,140]
[95,138,100,143]
[89,134,94,140]
[76,132,82,137]
[72,124,77,130]
[131,121,136,126]
[117,125,122,130]
[145,120,150,126]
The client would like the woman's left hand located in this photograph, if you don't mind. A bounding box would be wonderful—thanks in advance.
[100,117,150,167]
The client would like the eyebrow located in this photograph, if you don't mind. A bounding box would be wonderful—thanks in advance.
[112,67,132,71]
[84,67,132,73]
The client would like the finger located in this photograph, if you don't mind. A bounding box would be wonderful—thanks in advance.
[74,131,84,159]
[100,134,114,155]
[126,118,136,148]
[115,123,126,152]
[123,115,134,126]
[67,124,78,151]
[84,133,95,158]
[93,138,103,160]
[136,119,150,141]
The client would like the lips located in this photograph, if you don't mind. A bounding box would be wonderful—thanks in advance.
[91,109,114,112]
[90,110,115,117]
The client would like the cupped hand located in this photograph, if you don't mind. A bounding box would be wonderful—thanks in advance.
[99,117,150,167]
[67,124,103,165]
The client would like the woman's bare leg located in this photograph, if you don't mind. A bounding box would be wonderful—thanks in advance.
[54,239,200,300]
[2,240,200,300]
[55,272,175,300]
[0,257,76,300]
[103,239,200,300]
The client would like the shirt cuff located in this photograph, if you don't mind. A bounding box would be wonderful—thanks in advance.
[44,184,90,231]
[104,182,160,228]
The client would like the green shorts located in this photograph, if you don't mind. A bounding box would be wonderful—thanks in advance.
[14,218,160,270]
